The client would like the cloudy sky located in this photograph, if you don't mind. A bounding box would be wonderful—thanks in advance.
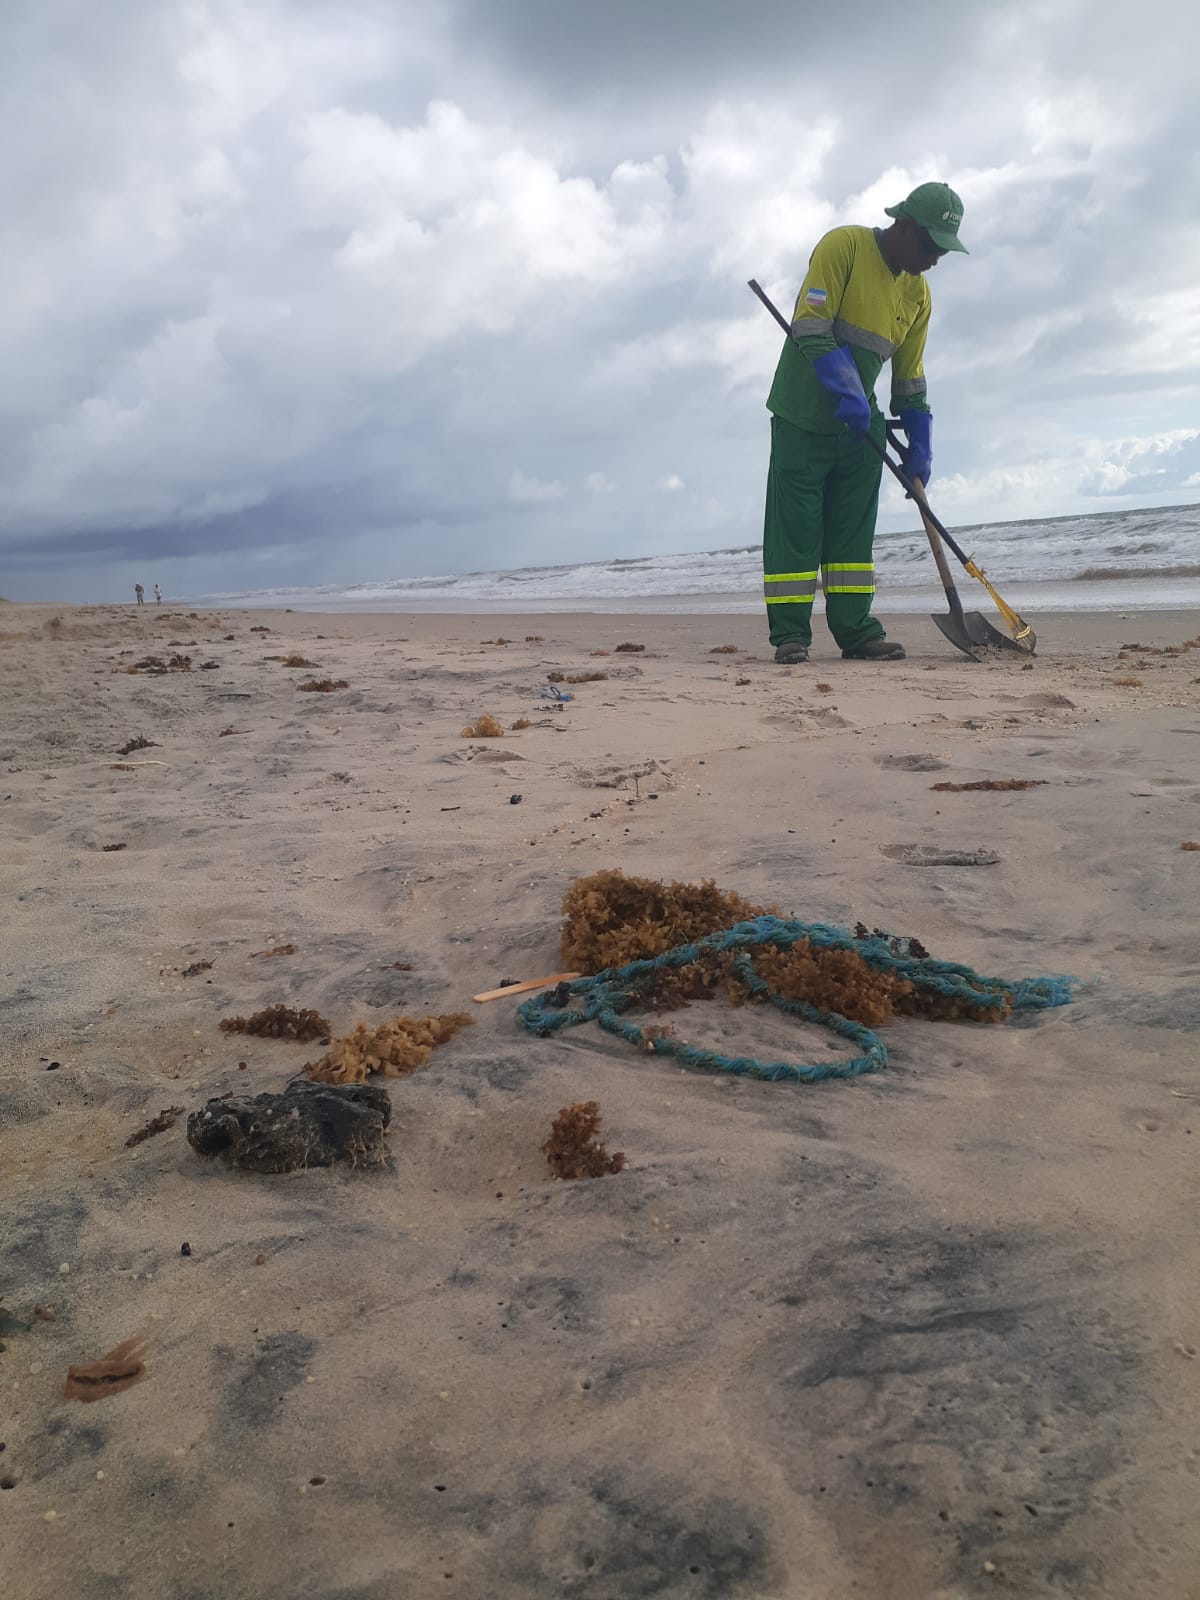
[3,0,1198,601]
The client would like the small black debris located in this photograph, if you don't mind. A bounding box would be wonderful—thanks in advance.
[180,1242,192,1257]
[47,1062,61,1071]
[509,794,522,805]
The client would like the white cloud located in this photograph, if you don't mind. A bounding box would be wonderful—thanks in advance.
[508,469,564,504]
[584,471,615,493]
[657,474,685,492]
[882,427,1200,526]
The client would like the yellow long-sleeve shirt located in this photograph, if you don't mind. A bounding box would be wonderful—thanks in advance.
[766,225,931,434]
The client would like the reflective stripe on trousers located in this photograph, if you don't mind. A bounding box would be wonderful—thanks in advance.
[822,562,875,595]
[764,570,818,603]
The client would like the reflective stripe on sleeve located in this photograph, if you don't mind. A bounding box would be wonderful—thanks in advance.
[832,318,896,359]
[764,570,818,602]
[892,377,927,397]
[790,316,834,339]
[822,562,875,595]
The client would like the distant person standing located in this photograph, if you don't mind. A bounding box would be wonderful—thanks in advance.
[134,583,145,606]
[154,583,161,604]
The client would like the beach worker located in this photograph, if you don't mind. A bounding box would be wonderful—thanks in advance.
[154,583,161,604]
[762,182,966,663]
[134,582,145,606]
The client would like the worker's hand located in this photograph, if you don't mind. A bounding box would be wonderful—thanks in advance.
[812,347,871,437]
[898,408,933,490]
[834,391,871,436]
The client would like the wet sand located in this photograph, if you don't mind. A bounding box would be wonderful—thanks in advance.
[1,599,1198,1599]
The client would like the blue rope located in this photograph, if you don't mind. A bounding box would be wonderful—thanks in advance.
[517,914,1075,1084]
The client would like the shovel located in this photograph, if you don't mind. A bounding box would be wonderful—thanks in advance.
[746,278,1036,659]
[873,424,1027,660]
[874,423,1034,658]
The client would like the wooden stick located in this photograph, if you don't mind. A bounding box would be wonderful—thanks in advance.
[473,972,580,1004]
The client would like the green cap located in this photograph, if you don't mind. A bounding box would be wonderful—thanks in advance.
[885,182,968,254]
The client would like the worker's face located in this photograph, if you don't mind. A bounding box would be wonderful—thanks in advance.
[898,218,948,275]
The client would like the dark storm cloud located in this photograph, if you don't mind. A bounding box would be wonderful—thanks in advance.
[447,0,975,99]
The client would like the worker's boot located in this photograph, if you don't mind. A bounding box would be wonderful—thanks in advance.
[841,639,906,660]
[774,641,809,664]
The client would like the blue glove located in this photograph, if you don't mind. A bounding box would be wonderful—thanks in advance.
[811,346,871,437]
[897,408,933,489]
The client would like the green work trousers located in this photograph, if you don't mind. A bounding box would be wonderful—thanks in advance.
[762,413,887,652]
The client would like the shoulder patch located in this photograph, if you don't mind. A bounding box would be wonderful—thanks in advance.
[805,287,828,309]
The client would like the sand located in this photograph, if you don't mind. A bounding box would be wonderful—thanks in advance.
[1,599,1197,1599]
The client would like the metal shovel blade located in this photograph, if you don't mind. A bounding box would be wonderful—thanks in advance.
[961,608,1036,655]
[932,586,1035,660]
[932,608,982,660]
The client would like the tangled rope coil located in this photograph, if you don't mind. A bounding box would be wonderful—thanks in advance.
[517,915,1075,1084]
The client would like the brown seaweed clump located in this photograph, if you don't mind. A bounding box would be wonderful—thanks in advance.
[511,718,532,730]
[305,1012,474,1083]
[64,1337,147,1402]
[709,644,739,654]
[751,943,911,1026]
[561,868,763,972]
[297,677,349,692]
[219,1004,331,1041]
[614,642,645,653]
[542,1102,625,1180]
[566,671,608,684]
[931,779,1049,792]
[1181,841,1200,851]
[275,654,318,667]
[560,869,1009,1028]
[461,715,503,737]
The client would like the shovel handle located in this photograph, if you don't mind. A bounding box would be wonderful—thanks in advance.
[883,421,957,585]
[865,430,973,567]
[914,497,958,591]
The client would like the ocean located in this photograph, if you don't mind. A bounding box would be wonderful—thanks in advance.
[201,501,1200,615]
